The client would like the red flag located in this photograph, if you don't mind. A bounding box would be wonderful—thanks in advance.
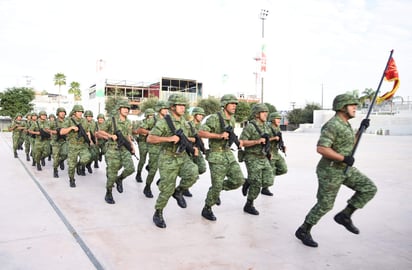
[376,57,400,104]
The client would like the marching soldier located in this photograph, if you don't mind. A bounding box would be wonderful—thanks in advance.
[48,107,68,178]
[134,108,155,182]
[23,113,32,161]
[28,111,51,171]
[198,94,245,221]
[9,113,25,158]
[96,113,107,167]
[59,105,92,188]
[84,110,99,173]
[96,100,135,204]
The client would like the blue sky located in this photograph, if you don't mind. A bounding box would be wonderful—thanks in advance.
[0,0,411,110]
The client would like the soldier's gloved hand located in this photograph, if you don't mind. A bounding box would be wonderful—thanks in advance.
[343,155,355,166]
[360,119,370,130]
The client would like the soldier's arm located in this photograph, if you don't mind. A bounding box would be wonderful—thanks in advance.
[147,134,179,144]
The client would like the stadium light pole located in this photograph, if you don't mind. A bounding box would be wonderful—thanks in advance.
[259,9,269,103]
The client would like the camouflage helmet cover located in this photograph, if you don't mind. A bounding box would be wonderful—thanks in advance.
[56,107,66,114]
[48,114,56,119]
[117,100,131,110]
[15,113,23,118]
[39,110,47,116]
[251,103,269,116]
[167,93,188,107]
[268,111,282,121]
[97,113,105,119]
[72,104,84,112]
[220,94,239,107]
[155,100,169,112]
[84,110,93,117]
[332,94,361,111]
[191,107,205,116]
[145,108,155,116]
[31,112,38,117]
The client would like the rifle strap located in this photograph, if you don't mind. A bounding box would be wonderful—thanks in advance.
[111,116,118,133]
[269,126,277,136]
[164,115,177,134]
[249,121,263,136]
[217,111,230,131]
[188,122,195,135]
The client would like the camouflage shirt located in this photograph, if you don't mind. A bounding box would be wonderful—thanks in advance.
[63,117,90,144]
[200,110,236,150]
[317,114,355,157]
[240,119,271,156]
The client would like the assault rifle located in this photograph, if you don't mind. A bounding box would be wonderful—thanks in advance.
[164,115,195,156]
[36,121,51,141]
[112,117,138,160]
[55,127,67,141]
[71,118,90,146]
[217,112,240,149]
[249,121,271,160]
[188,122,205,154]
[277,132,286,156]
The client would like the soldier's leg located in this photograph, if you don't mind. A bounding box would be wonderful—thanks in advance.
[60,142,68,169]
[177,156,199,191]
[105,149,121,203]
[119,150,135,179]
[205,162,227,207]
[12,135,18,157]
[52,143,60,177]
[155,155,180,210]
[223,160,245,191]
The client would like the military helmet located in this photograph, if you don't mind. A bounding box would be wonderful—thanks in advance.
[268,112,282,121]
[15,113,23,118]
[332,94,360,111]
[84,110,93,117]
[72,104,84,112]
[97,113,105,119]
[31,112,38,117]
[39,110,47,116]
[48,114,56,119]
[251,103,269,116]
[155,100,169,112]
[145,108,155,116]
[56,107,66,114]
[192,107,205,116]
[117,100,131,110]
[168,93,188,107]
[220,94,239,107]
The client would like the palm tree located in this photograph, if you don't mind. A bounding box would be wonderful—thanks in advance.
[68,81,81,101]
[360,88,376,108]
[54,73,66,106]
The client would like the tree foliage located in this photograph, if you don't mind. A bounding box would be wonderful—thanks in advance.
[105,96,130,116]
[286,103,321,125]
[234,101,252,123]
[197,97,220,116]
[140,97,158,113]
[53,73,66,95]
[264,102,277,114]
[0,87,35,117]
[68,81,81,101]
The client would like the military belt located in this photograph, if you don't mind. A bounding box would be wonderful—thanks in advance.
[162,149,185,157]
[247,152,267,159]
[209,146,231,152]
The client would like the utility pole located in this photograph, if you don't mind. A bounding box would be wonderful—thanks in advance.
[259,9,269,103]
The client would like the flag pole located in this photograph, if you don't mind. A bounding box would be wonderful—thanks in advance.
[344,49,394,174]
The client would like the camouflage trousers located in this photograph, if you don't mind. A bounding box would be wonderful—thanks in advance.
[136,141,148,173]
[245,157,273,201]
[305,164,377,225]
[12,133,24,153]
[24,134,31,155]
[155,151,198,210]
[192,154,207,175]
[67,143,91,179]
[33,139,51,164]
[51,140,68,169]
[89,144,99,163]
[266,153,288,189]
[205,151,244,207]
[105,145,135,189]
[146,151,160,186]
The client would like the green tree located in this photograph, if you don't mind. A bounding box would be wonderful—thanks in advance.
[54,73,66,105]
[105,96,130,116]
[360,88,375,108]
[286,108,303,126]
[301,103,321,123]
[140,97,158,113]
[347,89,359,98]
[197,97,220,116]
[0,87,35,117]
[68,81,81,101]
[234,101,252,123]
[264,102,277,114]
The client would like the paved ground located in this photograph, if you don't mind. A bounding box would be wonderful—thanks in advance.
[0,131,411,270]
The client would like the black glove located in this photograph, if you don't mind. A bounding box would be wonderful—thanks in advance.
[360,119,370,130]
[343,155,355,166]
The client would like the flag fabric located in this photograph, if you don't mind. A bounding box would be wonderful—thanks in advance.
[376,57,400,104]
[261,44,267,72]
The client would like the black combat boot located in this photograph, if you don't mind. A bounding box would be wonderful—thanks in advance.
[201,205,217,221]
[216,196,221,206]
[243,200,259,215]
[295,225,318,248]
[98,153,102,162]
[80,165,86,176]
[69,178,76,188]
[94,160,99,168]
[86,163,93,174]
[26,153,30,161]
[48,155,51,161]
[105,188,115,204]
[59,160,65,170]
[14,152,18,158]
[145,165,150,172]
[76,164,81,175]
[261,187,273,196]
[242,179,250,196]
[41,158,45,166]
[143,185,153,198]
[172,189,187,208]
[37,163,42,171]
[115,177,123,193]
[153,209,166,228]
[182,189,192,197]
[32,159,36,166]
[334,212,359,234]
[53,168,59,178]
[135,171,143,183]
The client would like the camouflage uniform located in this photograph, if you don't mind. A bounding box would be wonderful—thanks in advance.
[49,107,68,178]
[149,94,199,228]
[29,111,51,170]
[96,114,107,163]
[62,105,92,187]
[199,94,245,221]
[9,114,24,157]
[100,109,135,203]
[239,108,273,215]
[188,107,207,175]
[296,94,378,248]
[23,114,32,161]
[84,110,99,172]
[135,108,155,182]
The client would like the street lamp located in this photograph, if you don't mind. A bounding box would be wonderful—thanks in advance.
[259,9,269,103]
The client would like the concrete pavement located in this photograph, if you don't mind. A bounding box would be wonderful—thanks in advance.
[0,131,411,270]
